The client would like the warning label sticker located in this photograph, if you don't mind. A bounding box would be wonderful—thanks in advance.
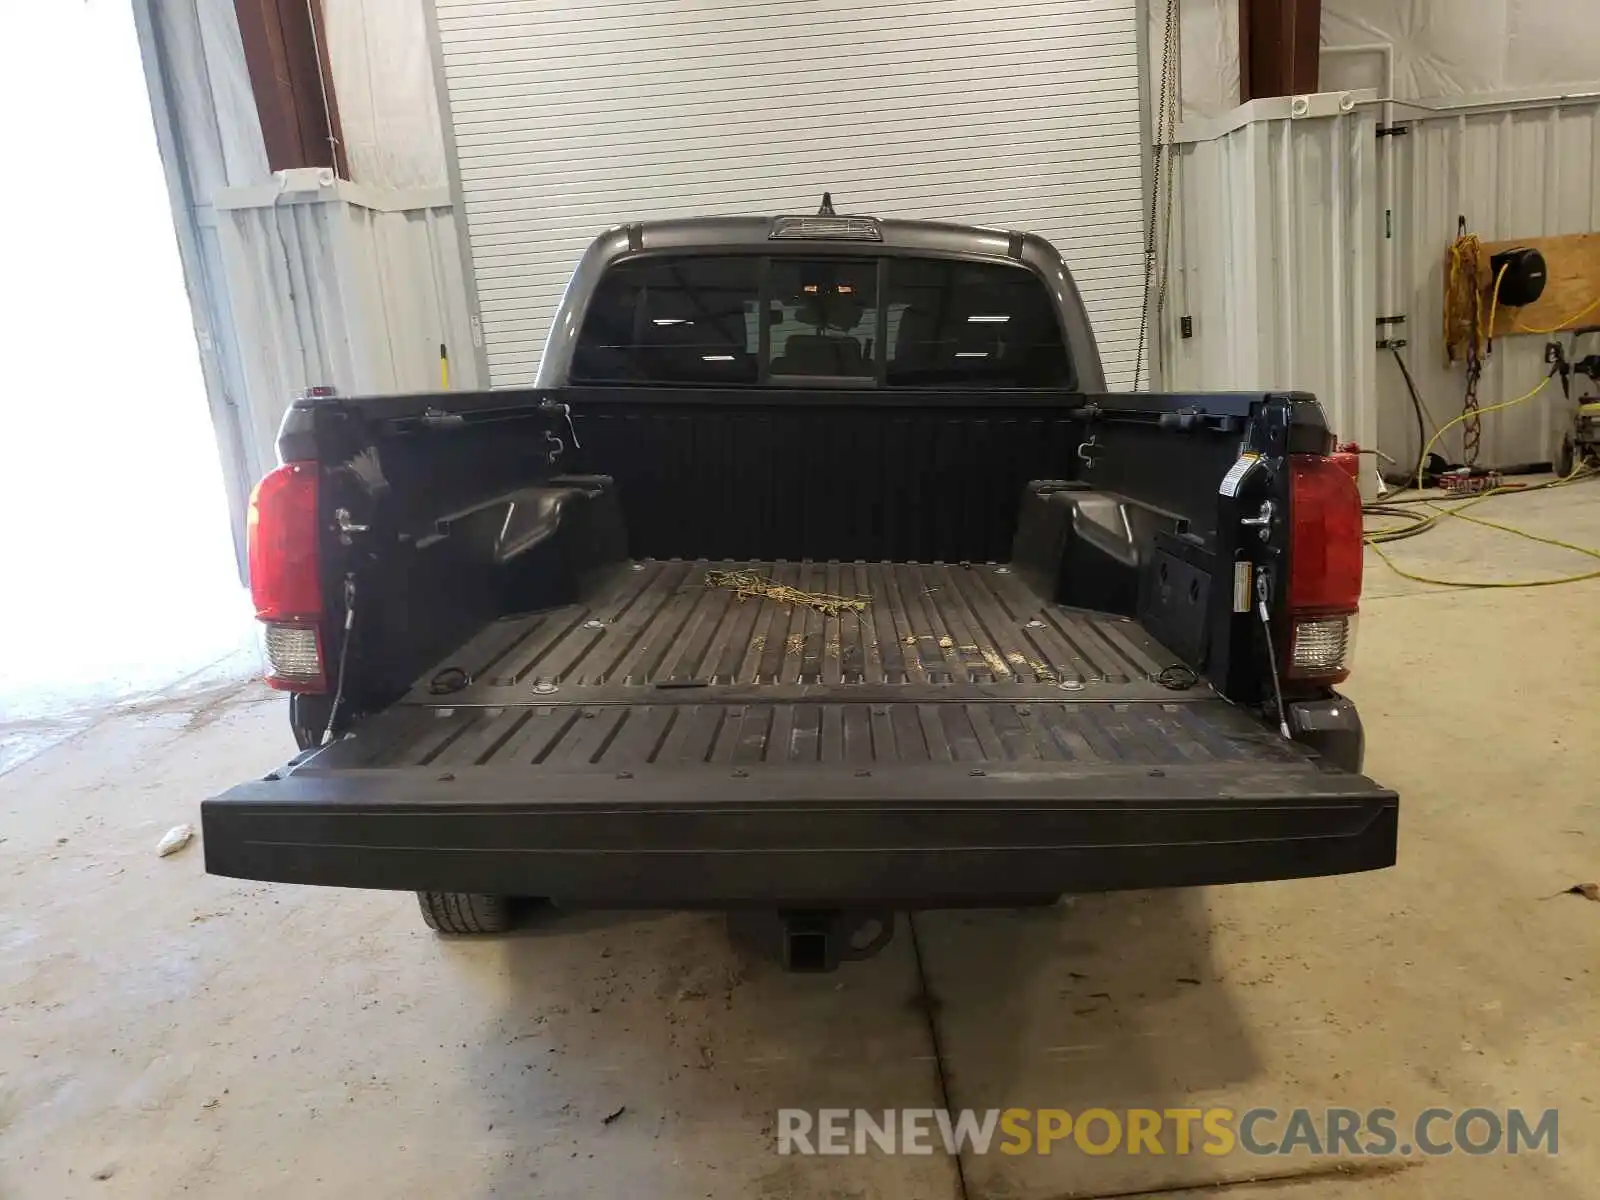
[1219,453,1260,499]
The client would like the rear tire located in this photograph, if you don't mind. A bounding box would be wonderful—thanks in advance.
[289,693,334,752]
[1557,435,1576,479]
[416,891,512,934]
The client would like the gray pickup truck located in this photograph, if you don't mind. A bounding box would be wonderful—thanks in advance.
[202,203,1396,969]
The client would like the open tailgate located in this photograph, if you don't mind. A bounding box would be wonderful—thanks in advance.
[203,693,1396,906]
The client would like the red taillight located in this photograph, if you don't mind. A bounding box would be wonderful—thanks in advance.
[1286,453,1363,682]
[247,462,326,691]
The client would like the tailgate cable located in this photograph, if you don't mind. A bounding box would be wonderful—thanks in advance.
[321,573,357,746]
[1254,570,1293,739]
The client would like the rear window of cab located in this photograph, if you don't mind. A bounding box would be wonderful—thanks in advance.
[569,254,1073,388]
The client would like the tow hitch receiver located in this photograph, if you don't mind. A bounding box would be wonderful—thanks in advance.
[727,910,896,972]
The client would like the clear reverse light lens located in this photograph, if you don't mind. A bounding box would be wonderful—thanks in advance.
[1290,616,1354,675]
[262,623,324,689]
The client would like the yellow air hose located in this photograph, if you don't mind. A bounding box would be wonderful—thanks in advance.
[1362,374,1600,588]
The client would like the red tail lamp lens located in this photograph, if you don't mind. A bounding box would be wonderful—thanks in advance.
[248,463,322,622]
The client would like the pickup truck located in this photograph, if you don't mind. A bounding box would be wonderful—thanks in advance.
[203,205,1397,970]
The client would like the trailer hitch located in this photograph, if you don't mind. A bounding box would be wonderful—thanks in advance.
[726,909,896,972]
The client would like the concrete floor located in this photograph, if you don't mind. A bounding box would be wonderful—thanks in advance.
[3,483,1598,1200]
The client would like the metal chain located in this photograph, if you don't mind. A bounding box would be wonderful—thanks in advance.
[1450,219,1485,465]
[1463,358,1483,464]
[1152,7,1181,346]
[1462,238,1484,465]
[1133,0,1180,392]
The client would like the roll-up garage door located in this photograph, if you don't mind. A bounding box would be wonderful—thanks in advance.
[433,0,1148,386]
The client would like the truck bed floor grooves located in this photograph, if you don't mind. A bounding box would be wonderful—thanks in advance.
[306,560,1329,774]
[413,559,1167,698]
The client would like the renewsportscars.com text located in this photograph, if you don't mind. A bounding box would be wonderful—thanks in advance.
[777,1107,1559,1158]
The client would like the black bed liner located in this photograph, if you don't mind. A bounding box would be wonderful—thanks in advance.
[405,557,1181,696]
[204,560,1398,903]
[332,558,1265,772]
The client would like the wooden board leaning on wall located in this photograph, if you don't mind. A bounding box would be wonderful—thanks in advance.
[1445,231,1600,361]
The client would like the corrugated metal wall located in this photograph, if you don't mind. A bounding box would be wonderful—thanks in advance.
[1384,98,1600,469]
[133,0,268,563]
[323,0,451,190]
[1163,101,1379,460]
[211,177,479,483]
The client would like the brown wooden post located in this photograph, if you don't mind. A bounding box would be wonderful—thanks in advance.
[1239,0,1322,101]
[234,0,347,175]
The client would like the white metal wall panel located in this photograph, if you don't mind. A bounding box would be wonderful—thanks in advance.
[433,0,1149,386]
[133,0,271,572]
[1163,106,1378,462]
[212,184,483,483]
[1176,0,1600,123]
[1162,90,1598,472]
[1383,100,1600,469]
[324,0,451,189]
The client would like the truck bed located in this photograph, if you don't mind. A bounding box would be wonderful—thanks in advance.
[334,559,1293,772]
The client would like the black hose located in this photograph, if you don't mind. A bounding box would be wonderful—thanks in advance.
[1389,346,1438,489]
